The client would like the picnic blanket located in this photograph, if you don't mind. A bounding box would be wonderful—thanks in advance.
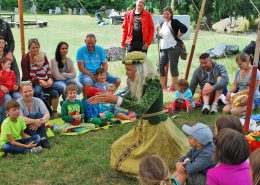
[46,118,134,136]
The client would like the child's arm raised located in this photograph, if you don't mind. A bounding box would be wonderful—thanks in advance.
[7,134,37,149]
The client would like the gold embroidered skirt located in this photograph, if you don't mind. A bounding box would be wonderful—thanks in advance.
[111,118,189,175]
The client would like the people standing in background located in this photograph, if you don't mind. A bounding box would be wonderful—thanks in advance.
[121,0,154,53]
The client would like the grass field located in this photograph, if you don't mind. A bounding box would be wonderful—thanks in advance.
[0,14,258,185]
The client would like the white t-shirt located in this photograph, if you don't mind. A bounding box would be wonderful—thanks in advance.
[159,20,177,49]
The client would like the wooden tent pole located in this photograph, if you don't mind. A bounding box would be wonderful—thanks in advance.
[171,0,174,10]
[18,0,25,55]
[185,0,207,80]
[244,17,260,134]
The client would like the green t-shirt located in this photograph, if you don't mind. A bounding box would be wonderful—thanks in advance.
[0,117,27,145]
[61,99,85,123]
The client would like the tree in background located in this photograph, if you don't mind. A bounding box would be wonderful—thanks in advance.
[175,0,260,30]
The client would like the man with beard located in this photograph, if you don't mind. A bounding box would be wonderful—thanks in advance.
[189,53,229,114]
[88,51,189,175]
[121,0,154,53]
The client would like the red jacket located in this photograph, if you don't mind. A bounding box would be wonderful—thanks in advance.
[0,69,16,91]
[121,9,154,47]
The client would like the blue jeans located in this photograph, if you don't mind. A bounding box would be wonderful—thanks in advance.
[53,79,83,99]
[2,134,41,154]
[24,113,48,139]
[34,85,60,99]
[0,92,22,122]
[79,72,119,86]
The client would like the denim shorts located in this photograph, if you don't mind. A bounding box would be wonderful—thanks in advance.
[79,72,119,86]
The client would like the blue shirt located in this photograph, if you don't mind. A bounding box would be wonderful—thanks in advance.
[93,81,110,92]
[176,141,216,176]
[76,45,107,77]
[174,88,195,107]
[82,99,102,119]
[235,69,260,100]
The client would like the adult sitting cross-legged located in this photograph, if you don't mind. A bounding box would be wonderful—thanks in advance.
[17,81,51,149]
[51,41,83,99]
[76,33,121,97]
[189,53,229,114]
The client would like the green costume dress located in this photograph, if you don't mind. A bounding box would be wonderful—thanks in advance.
[111,76,189,175]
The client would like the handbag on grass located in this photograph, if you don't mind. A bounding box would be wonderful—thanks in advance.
[166,23,187,60]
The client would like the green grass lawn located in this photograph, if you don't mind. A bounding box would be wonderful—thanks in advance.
[0,14,258,185]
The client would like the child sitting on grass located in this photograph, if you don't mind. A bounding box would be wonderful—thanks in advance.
[102,84,136,120]
[207,128,252,185]
[61,84,85,126]
[83,87,112,127]
[93,68,109,92]
[0,99,43,156]
[169,79,195,114]
[0,57,20,105]
[83,87,120,127]
[174,123,215,185]
[139,155,180,185]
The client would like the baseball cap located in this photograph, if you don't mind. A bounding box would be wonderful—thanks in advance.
[182,123,213,145]
[85,87,102,98]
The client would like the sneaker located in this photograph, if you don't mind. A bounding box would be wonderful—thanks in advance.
[210,104,218,114]
[202,104,210,114]
[167,85,176,92]
[40,139,51,149]
[6,153,15,158]
[30,146,43,153]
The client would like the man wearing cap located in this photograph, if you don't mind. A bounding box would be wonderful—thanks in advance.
[121,0,154,53]
[174,123,215,185]
[189,53,229,114]
[88,51,189,175]
[76,33,121,95]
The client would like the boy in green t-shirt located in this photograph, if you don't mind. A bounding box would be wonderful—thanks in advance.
[61,84,85,125]
[1,99,43,155]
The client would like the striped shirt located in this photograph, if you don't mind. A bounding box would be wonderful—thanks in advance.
[30,63,52,85]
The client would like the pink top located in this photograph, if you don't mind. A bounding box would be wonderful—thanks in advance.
[207,162,253,185]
